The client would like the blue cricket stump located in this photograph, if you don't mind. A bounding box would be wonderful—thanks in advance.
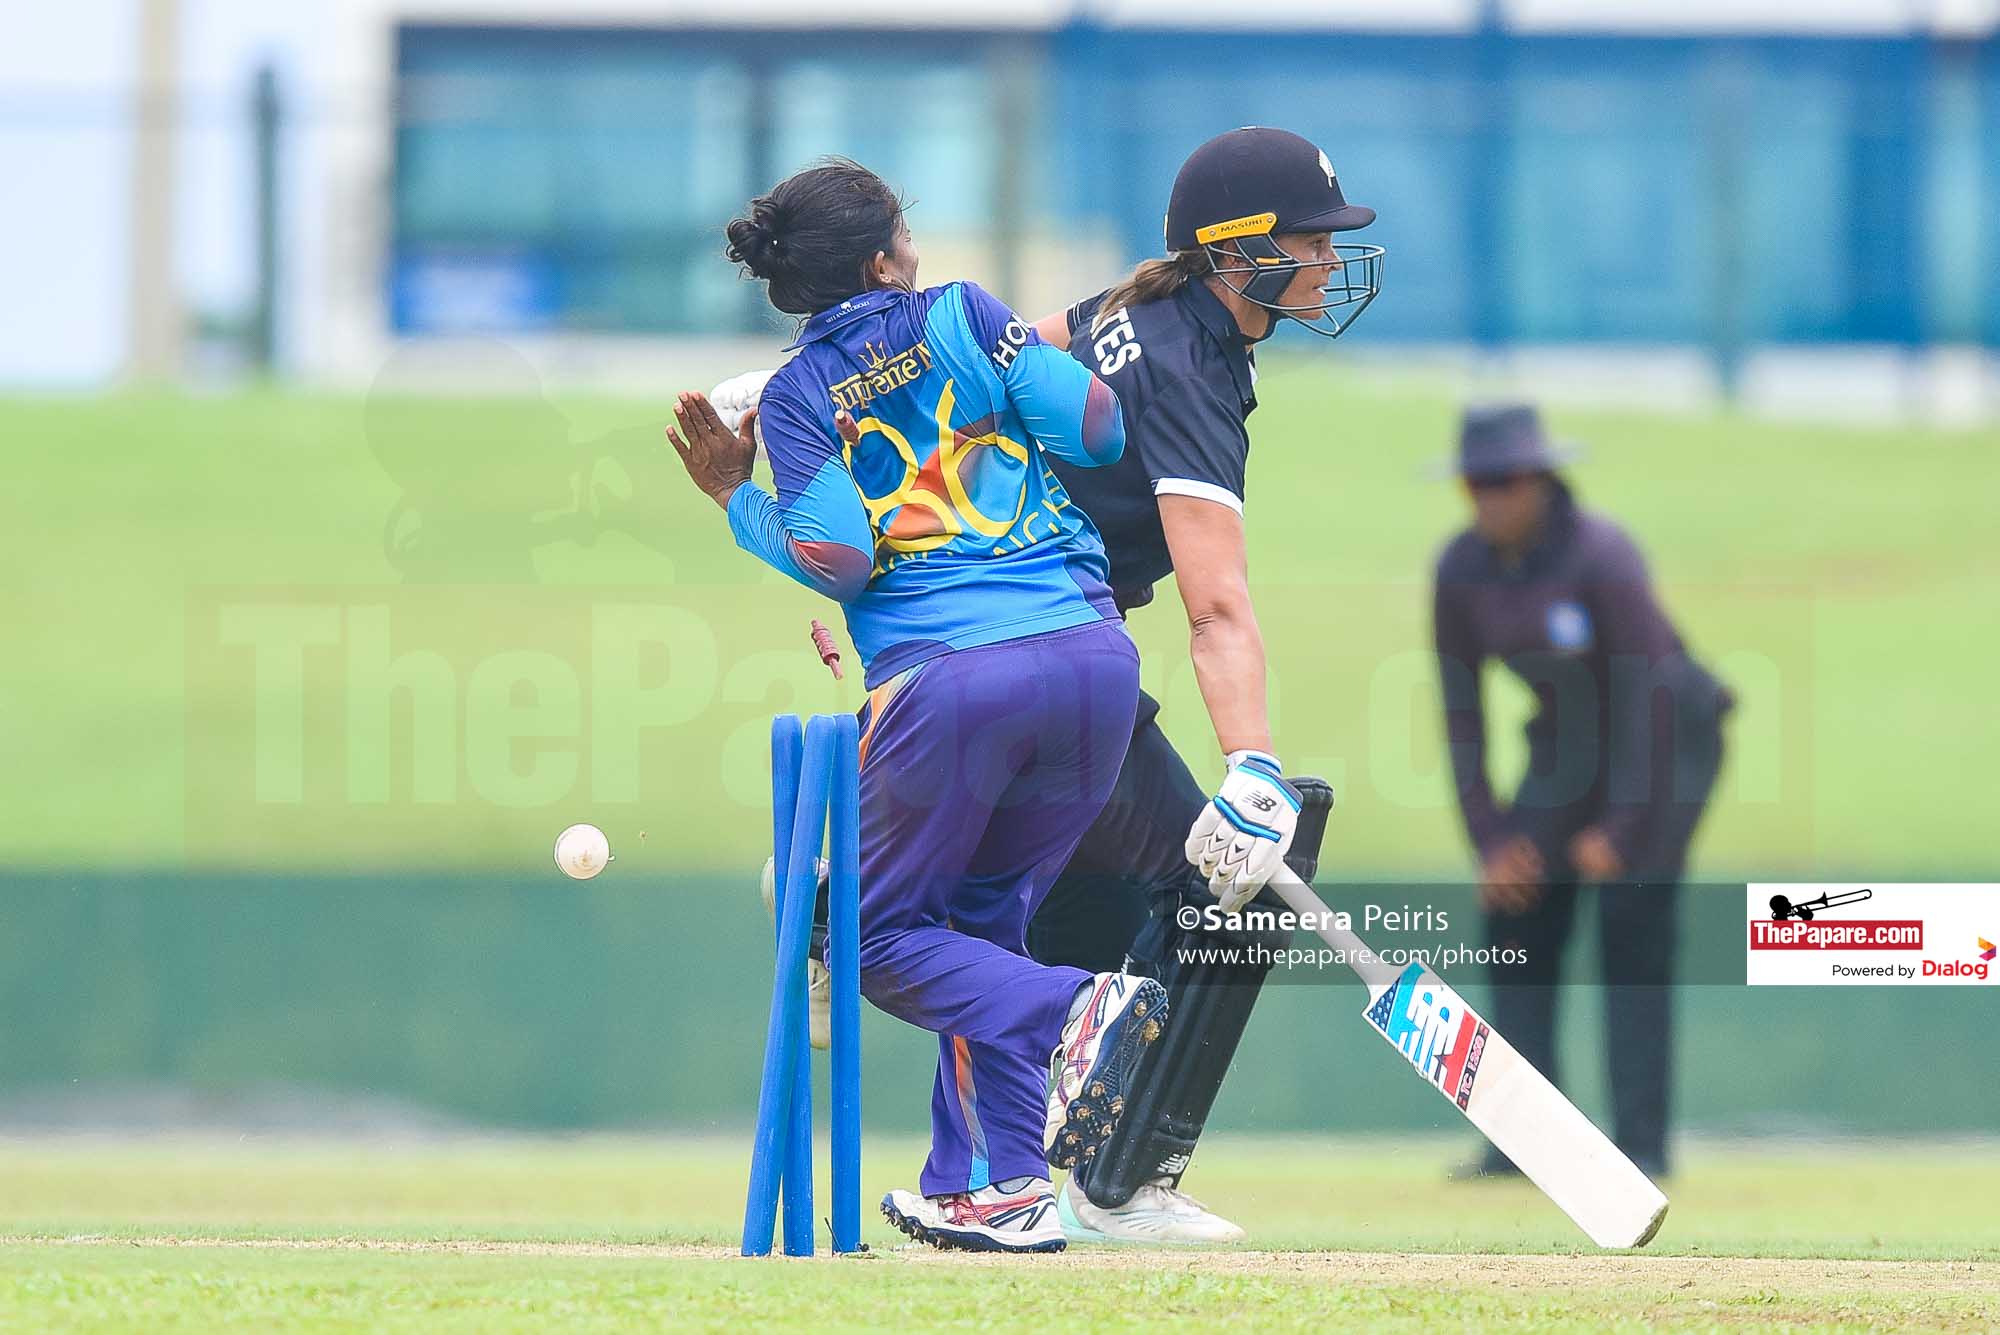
[742,712,863,1257]
[769,715,813,1255]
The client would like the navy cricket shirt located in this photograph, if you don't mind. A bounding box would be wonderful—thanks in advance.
[1048,280,1258,611]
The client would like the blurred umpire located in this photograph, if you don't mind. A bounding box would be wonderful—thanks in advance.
[1431,404,1732,1179]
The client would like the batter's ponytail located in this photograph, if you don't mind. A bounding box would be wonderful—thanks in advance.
[1092,251,1209,331]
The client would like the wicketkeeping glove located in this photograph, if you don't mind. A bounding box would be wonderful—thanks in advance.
[1186,750,1302,913]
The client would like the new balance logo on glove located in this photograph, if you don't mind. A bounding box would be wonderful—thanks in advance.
[1185,749,1304,913]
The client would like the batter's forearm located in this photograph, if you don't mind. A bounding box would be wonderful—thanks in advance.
[1188,605,1272,757]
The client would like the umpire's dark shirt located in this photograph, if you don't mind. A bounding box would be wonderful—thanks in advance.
[1433,481,1729,875]
[1049,280,1257,611]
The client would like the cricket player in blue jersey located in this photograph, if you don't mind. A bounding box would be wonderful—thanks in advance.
[668,159,1168,1254]
[710,130,1384,1245]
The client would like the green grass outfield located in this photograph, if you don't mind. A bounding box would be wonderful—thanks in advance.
[3,368,1996,876]
[2,1136,1995,1331]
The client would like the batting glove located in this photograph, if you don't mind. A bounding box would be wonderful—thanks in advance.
[1186,750,1302,913]
[708,367,777,437]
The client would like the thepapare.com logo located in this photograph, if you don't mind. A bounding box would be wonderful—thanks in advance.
[1748,885,2000,986]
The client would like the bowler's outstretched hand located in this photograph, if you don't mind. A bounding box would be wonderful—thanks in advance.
[667,391,757,508]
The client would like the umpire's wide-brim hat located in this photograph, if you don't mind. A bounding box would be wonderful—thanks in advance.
[1431,403,1583,481]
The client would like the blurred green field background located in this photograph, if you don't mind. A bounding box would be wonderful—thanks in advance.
[3,1134,1994,1257]
[1,1137,1994,1332]
[3,365,1995,1137]
[3,361,1996,875]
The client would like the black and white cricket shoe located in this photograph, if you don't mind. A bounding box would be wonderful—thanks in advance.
[1043,972,1170,1171]
[880,1180,1066,1253]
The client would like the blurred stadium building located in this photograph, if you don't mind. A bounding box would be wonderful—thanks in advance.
[4,0,1998,416]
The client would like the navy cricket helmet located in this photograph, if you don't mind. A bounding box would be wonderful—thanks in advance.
[1165,127,1383,339]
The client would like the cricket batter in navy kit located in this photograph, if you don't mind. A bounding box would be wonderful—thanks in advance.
[710,127,1384,1244]
[1023,127,1383,1242]
[1431,403,1733,1179]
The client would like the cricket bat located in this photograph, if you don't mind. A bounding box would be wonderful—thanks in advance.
[1268,864,1669,1249]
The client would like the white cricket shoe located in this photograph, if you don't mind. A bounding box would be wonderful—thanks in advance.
[760,855,831,1050]
[1058,1174,1247,1245]
[1044,972,1170,1170]
[881,1179,1066,1254]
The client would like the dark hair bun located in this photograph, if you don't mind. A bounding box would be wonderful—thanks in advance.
[725,201,787,278]
[726,158,904,316]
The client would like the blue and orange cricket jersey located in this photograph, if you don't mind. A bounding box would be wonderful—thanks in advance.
[727,282,1126,686]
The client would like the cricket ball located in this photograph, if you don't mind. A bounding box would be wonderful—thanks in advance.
[553,823,611,880]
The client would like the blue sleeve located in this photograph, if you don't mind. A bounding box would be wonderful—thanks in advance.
[724,381,875,603]
[954,282,1124,468]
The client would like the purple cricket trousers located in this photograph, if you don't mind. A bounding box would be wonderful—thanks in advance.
[854,618,1139,1195]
